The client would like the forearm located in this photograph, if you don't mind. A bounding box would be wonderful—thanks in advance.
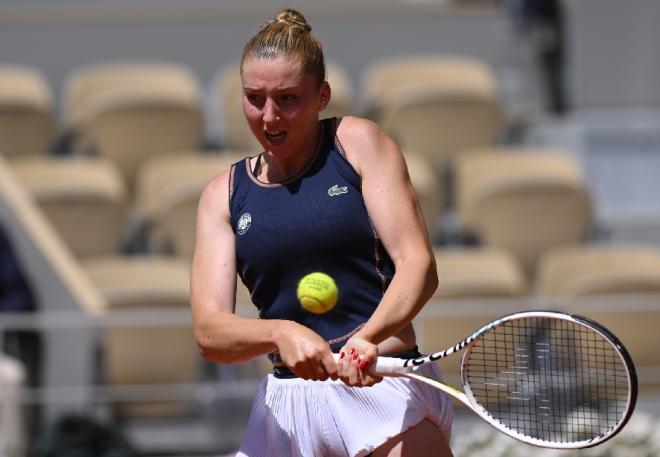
[193,310,289,364]
[357,253,438,345]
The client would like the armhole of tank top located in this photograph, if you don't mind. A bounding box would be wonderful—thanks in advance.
[228,162,237,205]
[332,117,348,160]
[331,118,386,291]
[331,117,363,190]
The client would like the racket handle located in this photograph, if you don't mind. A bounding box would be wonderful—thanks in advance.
[331,353,406,375]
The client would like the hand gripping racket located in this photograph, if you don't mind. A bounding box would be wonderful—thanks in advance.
[338,311,637,449]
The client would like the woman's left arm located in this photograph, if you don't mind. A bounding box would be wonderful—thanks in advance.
[336,116,439,384]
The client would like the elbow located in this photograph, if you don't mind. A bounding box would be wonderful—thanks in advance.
[194,331,219,363]
[424,251,439,300]
[193,322,232,364]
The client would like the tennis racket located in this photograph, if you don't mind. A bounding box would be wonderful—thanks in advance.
[336,311,637,449]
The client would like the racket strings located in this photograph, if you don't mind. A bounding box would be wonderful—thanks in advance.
[465,317,630,445]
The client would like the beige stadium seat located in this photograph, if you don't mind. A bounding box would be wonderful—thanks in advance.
[83,256,201,417]
[213,61,355,152]
[62,62,201,126]
[61,62,204,189]
[361,56,503,171]
[455,148,585,235]
[454,149,592,277]
[557,300,660,392]
[475,179,591,278]
[433,247,527,298]
[535,245,660,297]
[535,244,660,391]
[404,150,442,238]
[135,151,248,259]
[10,156,128,259]
[0,65,56,159]
[361,56,496,113]
[82,91,204,190]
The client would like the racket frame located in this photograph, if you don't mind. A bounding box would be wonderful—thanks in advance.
[363,311,638,449]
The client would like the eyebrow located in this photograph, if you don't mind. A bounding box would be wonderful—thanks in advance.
[242,84,303,92]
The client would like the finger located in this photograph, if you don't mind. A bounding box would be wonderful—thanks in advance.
[337,349,351,381]
[314,360,331,381]
[358,356,371,373]
[292,363,312,380]
[314,369,329,381]
[322,353,339,381]
[339,350,358,385]
[356,356,373,386]
[347,350,360,386]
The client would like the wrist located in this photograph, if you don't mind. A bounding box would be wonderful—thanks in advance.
[269,319,295,349]
[355,322,386,346]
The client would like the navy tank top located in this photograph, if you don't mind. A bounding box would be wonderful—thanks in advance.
[229,118,395,351]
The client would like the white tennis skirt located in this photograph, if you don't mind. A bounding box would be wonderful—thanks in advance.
[236,363,453,457]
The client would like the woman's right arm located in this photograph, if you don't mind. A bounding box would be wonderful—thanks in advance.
[190,170,279,364]
[190,170,337,380]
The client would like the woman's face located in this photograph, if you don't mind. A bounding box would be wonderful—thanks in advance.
[241,56,329,161]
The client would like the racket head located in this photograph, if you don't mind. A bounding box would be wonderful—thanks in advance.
[460,311,637,449]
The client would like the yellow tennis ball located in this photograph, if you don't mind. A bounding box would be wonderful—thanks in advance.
[297,272,338,314]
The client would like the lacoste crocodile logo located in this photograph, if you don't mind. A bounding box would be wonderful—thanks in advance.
[328,184,348,197]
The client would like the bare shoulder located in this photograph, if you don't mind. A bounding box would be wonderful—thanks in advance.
[336,116,389,150]
[336,116,403,175]
[199,168,233,222]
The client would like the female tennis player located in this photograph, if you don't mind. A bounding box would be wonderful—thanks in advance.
[190,9,453,456]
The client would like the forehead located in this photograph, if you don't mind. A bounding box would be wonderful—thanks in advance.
[241,57,312,89]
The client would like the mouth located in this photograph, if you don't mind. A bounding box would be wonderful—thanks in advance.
[265,130,287,144]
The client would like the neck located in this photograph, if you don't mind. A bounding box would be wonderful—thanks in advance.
[257,122,321,183]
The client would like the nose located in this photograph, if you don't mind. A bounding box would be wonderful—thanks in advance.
[262,98,279,125]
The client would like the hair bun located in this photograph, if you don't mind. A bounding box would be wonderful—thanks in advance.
[275,9,312,32]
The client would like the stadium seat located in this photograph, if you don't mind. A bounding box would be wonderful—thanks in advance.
[135,151,248,259]
[10,156,129,259]
[0,65,56,159]
[62,62,200,127]
[362,55,495,114]
[361,56,503,171]
[553,297,660,391]
[476,180,591,278]
[61,62,205,189]
[535,245,660,297]
[455,148,585,236]
[535,243,660,389]
[83,256,201,417]
[455,149,592,276]
[213,61,355,152]
[433,247,527,298]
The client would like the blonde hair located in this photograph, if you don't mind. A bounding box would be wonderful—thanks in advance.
[240,9,326,87]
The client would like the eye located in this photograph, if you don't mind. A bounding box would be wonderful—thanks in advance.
[280,94,298,103]
[245,93,264,106]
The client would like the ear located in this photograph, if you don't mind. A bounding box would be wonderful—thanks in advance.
[319,81,331,111]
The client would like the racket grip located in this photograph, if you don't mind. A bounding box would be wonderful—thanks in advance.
[332,353,406,375]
